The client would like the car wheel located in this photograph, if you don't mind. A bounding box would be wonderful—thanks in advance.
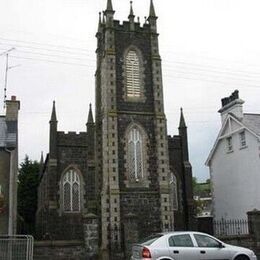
[235,255,249,260]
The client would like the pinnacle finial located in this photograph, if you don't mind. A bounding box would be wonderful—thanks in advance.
[87,103,94,123]
[128,0,135,21]
[50,100,57,122]
[149,0,156,17]
[40,151,44,164]
[179,107,186,128]
[102,12,105,23]
[99,12,102,24]
[98,12,102,31]
[130,1,134,16]
[106,0,113,11]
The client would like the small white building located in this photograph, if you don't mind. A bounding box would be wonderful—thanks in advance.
[206,90,260,220]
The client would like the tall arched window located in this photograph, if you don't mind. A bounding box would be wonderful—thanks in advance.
[128,127,144,181]
[126,50,141,98]
[170,173,178,211]
[62,169,80,212]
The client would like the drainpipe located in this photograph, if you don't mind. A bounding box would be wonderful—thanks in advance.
[4,148,13,235]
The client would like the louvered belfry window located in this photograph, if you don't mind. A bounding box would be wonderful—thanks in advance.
[126,50,141,98]
[63,169,80,212]
[128,127,143,180]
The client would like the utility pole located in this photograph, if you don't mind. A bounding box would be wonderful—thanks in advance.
[4,53,10,107]
[0,48,19,109]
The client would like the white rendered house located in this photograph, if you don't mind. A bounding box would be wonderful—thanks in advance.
[206,90,260,220]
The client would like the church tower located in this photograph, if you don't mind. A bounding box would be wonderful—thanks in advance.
[95,0,174,255]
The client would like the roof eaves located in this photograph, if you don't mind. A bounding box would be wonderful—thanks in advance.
[205,115,230,166]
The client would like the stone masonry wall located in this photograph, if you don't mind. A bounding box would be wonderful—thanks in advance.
[34,241,92,260]
[168,135,185,230]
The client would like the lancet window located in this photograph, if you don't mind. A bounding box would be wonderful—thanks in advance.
[62,169,80,212]
[126,50,141,98]
[128,126,144,181]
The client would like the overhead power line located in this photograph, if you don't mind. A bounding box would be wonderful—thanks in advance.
[164,73,260,89]
[0,37,91,53]
[1,38,260,91]
[10,55,92,67]
[13,49,94,62]
[0,40,93,56]
[163,61,260,79]
[1,37,260,81]
[164,68,260,85]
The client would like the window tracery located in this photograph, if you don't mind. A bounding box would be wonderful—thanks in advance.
[62,169,80,212]
[128,127,144,181]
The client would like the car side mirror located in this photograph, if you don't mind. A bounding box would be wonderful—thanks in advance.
[219,243,225,248]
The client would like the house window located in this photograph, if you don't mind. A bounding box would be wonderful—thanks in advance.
[170,173,178,211]
[226,136,233,152]
[126,50,141,98]
[239,131,246,148]
[62,169,80,212]
[128,127,144,181]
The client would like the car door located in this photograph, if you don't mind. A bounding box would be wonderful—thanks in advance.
[168,234,198,260]
[192,233,232,260]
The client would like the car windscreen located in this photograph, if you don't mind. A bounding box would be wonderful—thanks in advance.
[139,234,164,246]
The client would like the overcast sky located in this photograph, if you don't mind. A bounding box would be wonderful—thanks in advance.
[1,0,260,181]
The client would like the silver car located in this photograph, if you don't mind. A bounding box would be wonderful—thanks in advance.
[131,231,257,260]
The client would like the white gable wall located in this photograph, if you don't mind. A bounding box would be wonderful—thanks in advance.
[210,129,260,220]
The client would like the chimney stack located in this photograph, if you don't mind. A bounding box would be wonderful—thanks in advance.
[218,90,244,123]
[5,96,20,121]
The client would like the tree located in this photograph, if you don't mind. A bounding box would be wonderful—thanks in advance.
[192,177,212,216]
[17,155,40,235]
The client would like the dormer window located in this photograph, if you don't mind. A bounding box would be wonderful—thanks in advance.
[226,136,233,152]
[239,131,246,148]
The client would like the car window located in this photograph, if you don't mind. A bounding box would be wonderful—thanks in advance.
[194,234,220,248]
[140,234,163,246]
[168,234,194,247]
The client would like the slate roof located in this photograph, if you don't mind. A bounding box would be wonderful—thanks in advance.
[243,113,260,136]
[0,116,17,148]
[206,112,260,166]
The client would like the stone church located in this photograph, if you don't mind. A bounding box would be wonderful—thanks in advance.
[36,0,194,258]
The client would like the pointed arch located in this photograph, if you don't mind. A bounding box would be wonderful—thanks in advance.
[124,123,149,186]
[128,126,144,180]
[60,166,83,213]
[126,49,141,97]
[123,46,145,102]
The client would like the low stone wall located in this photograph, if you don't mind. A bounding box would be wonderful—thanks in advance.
[34,240,97,260]
[219,235,254,249]
[218,235,260,257]
[197,211,260,257]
